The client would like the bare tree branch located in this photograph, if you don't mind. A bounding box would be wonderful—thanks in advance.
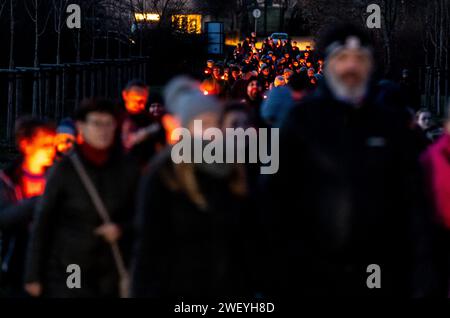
[38,5,53,36]
[0,0,7,17]
[53,0,69,32]
[24,0,37,23]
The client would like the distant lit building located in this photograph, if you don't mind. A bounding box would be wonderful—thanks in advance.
[130,0,204,34]
[134,13,161,23]
[172,14,202,34]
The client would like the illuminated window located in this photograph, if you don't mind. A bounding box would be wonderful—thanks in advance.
[171,15,202,34]
[135,13,161,22]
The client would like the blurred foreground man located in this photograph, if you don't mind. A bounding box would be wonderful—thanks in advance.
[0,118,56,296]
[262,24,437,297]
[25,99,139,297]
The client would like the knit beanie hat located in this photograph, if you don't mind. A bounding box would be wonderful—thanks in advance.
[165,77,221,127]
[57,118,76,136]
[176,91,221,127]
[164,76,200,115]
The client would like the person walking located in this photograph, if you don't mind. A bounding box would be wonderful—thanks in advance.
[25,98,140,298]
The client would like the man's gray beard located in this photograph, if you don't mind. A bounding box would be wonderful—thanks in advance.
[324,67,369,106]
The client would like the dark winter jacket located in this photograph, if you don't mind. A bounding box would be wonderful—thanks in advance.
[24,147,140,297]
[260,82,438,297]
[0,161,38,295]
[122,112,166,167]
[131,149,255,298]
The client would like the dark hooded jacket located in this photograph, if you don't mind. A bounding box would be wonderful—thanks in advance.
[260,82,439,297]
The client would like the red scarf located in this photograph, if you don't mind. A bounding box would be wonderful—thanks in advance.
[79,142,111,167]
[421,134,450,228]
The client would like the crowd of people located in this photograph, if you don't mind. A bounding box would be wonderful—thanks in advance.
[200,31,322,127]
[1,23,450,298]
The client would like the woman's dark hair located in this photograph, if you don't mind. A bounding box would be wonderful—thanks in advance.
[75,98,119,122]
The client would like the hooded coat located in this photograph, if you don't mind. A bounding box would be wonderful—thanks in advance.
[260,82,438,297]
